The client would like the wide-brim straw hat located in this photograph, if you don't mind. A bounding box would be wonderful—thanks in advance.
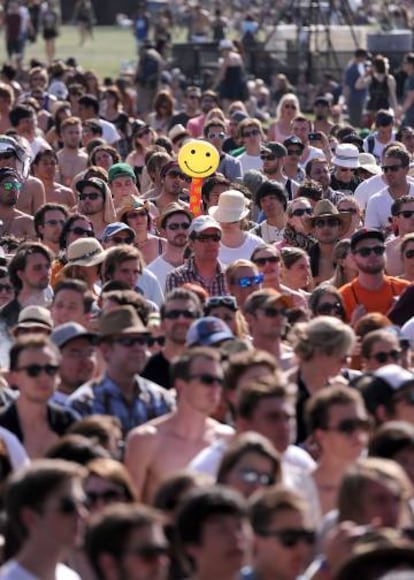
[208,189,250,223]
[303,199,352,235]
[67,238,107,267]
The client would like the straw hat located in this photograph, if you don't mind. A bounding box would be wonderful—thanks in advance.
[13,306,53,335]
[208,189,250,223]
[303,199,352,234]
[168,124,189,143]
[358,152,381,176]
[116,195,150,222]
[99,305,149,338]
[67,238,107,267]
[332,143,360,169]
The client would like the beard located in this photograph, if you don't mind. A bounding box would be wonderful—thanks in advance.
[357,262,384,274]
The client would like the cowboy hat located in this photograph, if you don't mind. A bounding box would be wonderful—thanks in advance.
[303,199,352,234]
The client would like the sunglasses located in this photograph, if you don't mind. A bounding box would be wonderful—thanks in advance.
[208,132,225,139]
[125,211,147,219]
[16,364,59,377]
[1,180,22,191]
[399,210,414,219]
[234,273,264,288]
[0,283,12,292]
[194,233,221,242]
[382,164,404,173]
[260,154,277,161]
[238,468,275,486]
[291,207,313,217]
[125,544,169,562]
[206,296,238,310]
[0,151,16,160]
[166,222,190,231]
[287,149,302,156]
[110,236,133,245]
[56,496,87,515]
[136,128,151,138]
[69,227,94,237]
[163,309,198,320]
[257,528,316,547]
[45,219,65,226]
[370,349,401,364]
[316,302,343,315]
[147,336,166,347]
[327,417,371,435]
[79,192,102,201]
[262,306,287,317]
[405,249,414,259]
[114,335,149,347]
[314,217,340,228]
[354,246,385,257]
[253,256,280,266]
[86,489,124,506]
[188,373,224,386]
[242,129,260,137]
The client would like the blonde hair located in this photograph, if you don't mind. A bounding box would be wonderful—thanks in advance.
[290,316,355,361]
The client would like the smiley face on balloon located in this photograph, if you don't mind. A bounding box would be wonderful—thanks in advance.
[178,140,220,178]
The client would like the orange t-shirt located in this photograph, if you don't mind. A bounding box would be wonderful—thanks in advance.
[339,276,410,323]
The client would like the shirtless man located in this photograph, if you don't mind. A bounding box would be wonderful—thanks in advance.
[124,347,234,503]
[152,160,189,216]
[386,195,414,276]
[76,176,111,239]
[34,202,68,256]
[32,148,76,207]
[56,116,88,187]
[0,135,45,215]
[0,83,13,134]
[0,167,35,239]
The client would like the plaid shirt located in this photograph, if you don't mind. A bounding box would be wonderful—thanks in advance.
[67,374,175,436]
[165,257,229,296]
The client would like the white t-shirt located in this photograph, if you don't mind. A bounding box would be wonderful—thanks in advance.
[0,561,80,580]
[402,317,414,346]
[0,427,29,472]
[218,232,263,267]
[137,269,164,307]
[299,146,325,169]
[99,119,121,145]
[238,153,263,175]
[146,256,178,293]
[363,132,395,162]
[365,184,414,229]
[354,174,386,210]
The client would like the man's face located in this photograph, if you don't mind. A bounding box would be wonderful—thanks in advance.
[382,156,409,189]
[187,92,200,110]
[39,209,66,244]
[12,346,60,404]
[17,114,36,136]
[261,152,283,176]
[292,121,309,144]
[400,128,414,154]
[206,125,226,152]
[391,385,414,424]
[360,479,402,528]
[200,96,216,114]
[112,258,141,289]
[0,151,17,170]
[78,103,93,122]
[51,288,87,326]
[59,338,96,392]
[394,201,414,236]
[78,187,105,216]
[101,333,148,376]
[116,523,169,580]
[248,300,287,342]
[241,124,262,148]
[312,215,341,245]
[162,299,198,345]
[205,184,228,209]
[259,193,285,219]
[110,176,137,200]
[34,153,57,181]
[162,214,191,248]
[61,124,81,149]
[246,397,295,453]
[310,161,330,189]
[18,252,51,290]
[162,169,188,197]
[190,227,221,262]
[314,103,329,120]
[284,145,303,166]
[0,175,22,207]
[352,238,385,275]
[377,122,393,141]
[180,356,223,415]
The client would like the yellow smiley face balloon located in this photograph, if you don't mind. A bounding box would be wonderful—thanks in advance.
[178,139,220,179]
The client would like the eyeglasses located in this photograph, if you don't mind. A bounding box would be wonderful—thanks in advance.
[326,417,371,435]
[16,364,59,377]
[233,273,264,288]
[68,227,94,237]
[238,468,275,486]
[262,306,287,317]
[163,309,198,320]
[206,296,238,310]
[147,336,166,347]
[79,192,102,201]
[0,283,12,293]
[256,528,316,547]
[166,222,190,231]
[382,164,404,173]
[287,149,302,156]
[370,349,401,364]
[314,217,340,228]
[405,249,414,259]
[56,496,87,515]
[188,373,224,386]
[1,180,22,191]
[0,152,16,160]
[353,246,385,257]
[291,207,313,217]
[398,210,414,219]
[339,207,358,215]
[86,489,125,506]
[124,544,169,562]
[45,219,65,226]
[114,335,149,347]
[260,153,277,161]
[242,129,260,138]
[316,302,343,315]
[194,233,221,242]
[208,132,225,139]
[252,256,280,266]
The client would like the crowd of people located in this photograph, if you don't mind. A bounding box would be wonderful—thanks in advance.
[1,7,414,579]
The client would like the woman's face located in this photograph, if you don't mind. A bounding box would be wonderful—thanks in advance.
[84,475,128,515]
[125,210,149,233]
[284,256,311,290]
[66,219,94,248]
[94,150,114,170]
[288,201,313,233]
[252,249,281,284]
[337,201,360,233]
[228,265,261,308]
[364,337,401,371]
[281,100,298,120]
[314,293,344,319]
[0,274,13,307]
[208,305,237,335]
[135,128,153,149]
[223,451,277,498]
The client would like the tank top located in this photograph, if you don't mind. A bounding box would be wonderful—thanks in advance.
[367,76,390,111]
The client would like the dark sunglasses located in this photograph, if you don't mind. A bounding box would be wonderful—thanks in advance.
[291,207,313,217]
[262,306,287,318]
[327,417,371,435]
[382,164,404,173]
[79,192,102,201]
[287,149,303,156]
[238,468,275,486]
[188,373,224,386]
[371,349,401,364]
[16,364,59,377]
[354,246,385,257]
[253,256,280,266]
[125,211,148,220]
[69,227,94,237]
[194,233,221,242]
[234,273,264,288]
[242,129,260,137]
[125,544,169,562]
[163,309,198,320]
[166,222,190,231]
[314,217,340,228]
[206,296,238,310]
[257,528,316,547]
[147,336,166,347]
[0,283,12,292]
[316,302,343,315]
[399,210,414,219]
[110,236,133,245]
[260,153,277,161]
[405,249,414,259]
[86,489,124,506]
[57,496,86,515]
[114,335,149,347]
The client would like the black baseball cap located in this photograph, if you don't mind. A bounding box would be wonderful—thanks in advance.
[350,228,385,251]
[283,136,305,150]
[261,142,287,158]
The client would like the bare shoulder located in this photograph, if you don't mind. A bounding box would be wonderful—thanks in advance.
[14,209,33,221]
[127,413,173,442]
[207,418,235,439]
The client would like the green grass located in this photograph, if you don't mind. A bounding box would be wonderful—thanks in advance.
[0,25,140,79]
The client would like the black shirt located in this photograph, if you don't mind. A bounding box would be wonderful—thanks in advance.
[142,351,171,390]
